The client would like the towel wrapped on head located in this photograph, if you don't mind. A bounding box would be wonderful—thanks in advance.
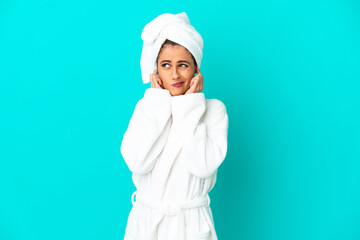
[140,12,204,84]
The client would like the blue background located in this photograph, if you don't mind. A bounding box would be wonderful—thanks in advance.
[1,0,359,239]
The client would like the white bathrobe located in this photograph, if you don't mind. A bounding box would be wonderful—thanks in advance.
[121,87,229,240]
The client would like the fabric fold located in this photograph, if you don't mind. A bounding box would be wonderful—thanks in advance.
[120,88,172,175]
[171,93,228,178]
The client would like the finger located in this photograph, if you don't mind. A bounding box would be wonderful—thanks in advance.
[150,74,154,88]
[151,74,157,88]
[154,74,160,82]
[196,67,201,75]
[155,75,163,87]
[154,75,161,85]
[197,73,203,82]
[155,77,162,88]
[153,77,159,87]
[194,77,201,87]
[153,70,159,84]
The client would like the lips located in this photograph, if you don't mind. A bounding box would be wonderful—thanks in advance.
[172,81,184,87]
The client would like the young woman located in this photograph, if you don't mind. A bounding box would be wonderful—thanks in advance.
[121,12,229,240]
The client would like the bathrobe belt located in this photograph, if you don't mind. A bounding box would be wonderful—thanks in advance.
[131,190,211,240]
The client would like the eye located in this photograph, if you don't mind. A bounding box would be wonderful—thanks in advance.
[162,63,170,68]
[180,64,188,67]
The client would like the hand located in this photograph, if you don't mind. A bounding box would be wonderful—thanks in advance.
[150,69,164,89]
[185,67,203,95]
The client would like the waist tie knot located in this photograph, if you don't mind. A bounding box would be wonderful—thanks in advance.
[160,203,182,216]
[130,190,210,240]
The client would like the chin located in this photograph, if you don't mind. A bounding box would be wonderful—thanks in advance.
[170,90,185,96]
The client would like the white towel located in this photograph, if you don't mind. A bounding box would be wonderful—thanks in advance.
[140,12,204,84]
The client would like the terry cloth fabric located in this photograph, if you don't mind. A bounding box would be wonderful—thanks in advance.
[140,12,204,84]
[121,88,229,239]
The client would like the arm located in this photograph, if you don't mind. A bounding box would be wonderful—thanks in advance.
[120,88,172,175]
[171,93,229,179]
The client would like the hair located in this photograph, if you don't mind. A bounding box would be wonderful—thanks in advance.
[156,39,198,68]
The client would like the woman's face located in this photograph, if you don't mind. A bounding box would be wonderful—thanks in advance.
[157,44,196,96]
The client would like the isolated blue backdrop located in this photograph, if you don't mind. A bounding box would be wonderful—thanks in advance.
[0,0,359,239]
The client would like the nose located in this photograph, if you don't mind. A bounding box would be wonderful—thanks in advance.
[172,67,180,80]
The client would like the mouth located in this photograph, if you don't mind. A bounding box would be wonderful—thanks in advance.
[172,81,184,88]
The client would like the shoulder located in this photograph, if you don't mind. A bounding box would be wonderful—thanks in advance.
[205,98,227,112]
[203,98,228,124]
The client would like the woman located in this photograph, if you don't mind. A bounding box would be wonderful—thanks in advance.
[121,12,229,240]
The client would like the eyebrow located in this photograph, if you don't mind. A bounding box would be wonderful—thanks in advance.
[160,60,191,64]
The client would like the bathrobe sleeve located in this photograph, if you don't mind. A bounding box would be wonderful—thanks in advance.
[171,93,229,179]
[120,88,172,175]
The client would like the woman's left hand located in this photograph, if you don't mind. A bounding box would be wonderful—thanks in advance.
[185,67,203,95]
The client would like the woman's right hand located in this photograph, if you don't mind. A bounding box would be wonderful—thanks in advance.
[150,69,164,89]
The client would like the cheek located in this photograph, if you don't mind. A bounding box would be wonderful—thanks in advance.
[182,71,193,80]
[158,73,169,83]
[183,80,191,89]
[185,74,194,84]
